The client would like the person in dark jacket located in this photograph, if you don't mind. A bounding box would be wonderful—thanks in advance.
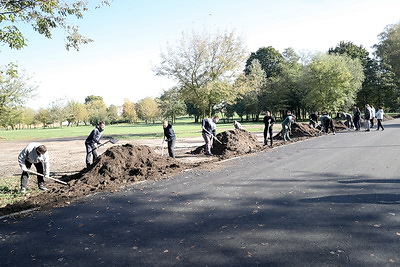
[353,106,361,131]
[163,120,176,158]
[320,113,336,135]
[263,111,275,146]
[85,122,105,167]
[309,112,319,128]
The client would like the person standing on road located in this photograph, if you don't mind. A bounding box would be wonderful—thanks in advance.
[263,111,275,146]
[202,116,219,156]
[163,120,176,158]
[85,121,105,168]
[281,111,295,141]
[353,106,361,131]
[364,104,371,131]
[370,105,376,128]
[18,143,50,193]
[376,106,385,131]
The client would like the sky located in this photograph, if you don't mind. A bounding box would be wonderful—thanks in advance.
[1,0,400,109]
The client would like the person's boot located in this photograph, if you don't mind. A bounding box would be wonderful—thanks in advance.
[38,183,48,191]
[20,187,26,194]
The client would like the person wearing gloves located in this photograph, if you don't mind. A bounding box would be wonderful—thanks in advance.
[163,120,176,158]
[202,116,219,156]
[18,143,50,193]
[85,121,105,168]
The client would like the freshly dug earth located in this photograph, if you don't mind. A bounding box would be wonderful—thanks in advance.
[0,144,192,216]
[191,129,263,158]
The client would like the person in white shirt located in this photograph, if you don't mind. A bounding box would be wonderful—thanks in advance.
[18,143,50,193]
[375,106,385,131]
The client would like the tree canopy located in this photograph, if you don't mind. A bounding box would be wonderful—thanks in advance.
[0,0,110,51]
[154,30,247,118]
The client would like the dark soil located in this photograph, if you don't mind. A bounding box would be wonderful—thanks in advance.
[190,129,263,158]
[0,144,193,216]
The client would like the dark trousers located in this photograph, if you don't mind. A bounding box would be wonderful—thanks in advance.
[377,119,384,130]
[167,138,176,158]
[370,118,375,128]
[263,125,273,145]
[21,161,44,189]
[85,142,98,166]
[324,119,335,134]
[353,118,361,130]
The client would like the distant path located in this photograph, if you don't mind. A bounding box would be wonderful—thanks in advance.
[1,120,400,265]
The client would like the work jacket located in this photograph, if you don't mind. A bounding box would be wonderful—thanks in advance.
[18,142,50,176]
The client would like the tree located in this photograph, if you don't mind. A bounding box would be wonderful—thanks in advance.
[49,98,67,127]
[84,95,107,125]
[154,29,247,118]
[245,46,284,78]
[0,63,36,128]
[107,104,120,124]
[374,22,400,84]
[65,100,87,126]
[158,87,186,124]
[35,108,51,127]
[303,53,364,113]
[136,97,159,124]
[0,0,110,51]
[122,99,137,123]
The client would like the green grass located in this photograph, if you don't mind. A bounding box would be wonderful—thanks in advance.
[0,176,25,208]
[0,118,267,142]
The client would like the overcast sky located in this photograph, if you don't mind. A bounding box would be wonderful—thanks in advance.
[1,0,400,109]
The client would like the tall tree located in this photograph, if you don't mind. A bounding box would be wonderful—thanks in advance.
[303,53,364,113]
[158,87,186,124]
[374,22,400,84]
[122,99,137,123]
[84,95,107,125]
[245,46,284,78]
[154,29,247,118]
[136,97,159,124]
[0,0,110,50]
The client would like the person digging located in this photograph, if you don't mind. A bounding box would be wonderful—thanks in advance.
[202,116,219,156]
[281,111,295,141]
[163,120,176,158]
[85,121,105,168]
[18,143,50,193]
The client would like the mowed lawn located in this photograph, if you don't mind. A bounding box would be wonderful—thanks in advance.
[0,117,267,142]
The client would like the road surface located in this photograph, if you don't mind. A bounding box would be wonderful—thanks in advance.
[1,120,399,266]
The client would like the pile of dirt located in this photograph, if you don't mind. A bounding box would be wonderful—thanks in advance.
[191,129,263,158]
[0,144,192,216]
[274,122,320,139]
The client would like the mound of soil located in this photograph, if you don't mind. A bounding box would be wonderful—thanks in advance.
[274,122,320,139]
[0,144,192,216]
[191,129,263,158]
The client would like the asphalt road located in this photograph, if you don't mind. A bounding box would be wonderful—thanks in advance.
[1,120,400,266]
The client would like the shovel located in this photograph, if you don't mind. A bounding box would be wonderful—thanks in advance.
[202,126,223,144]
[27,170,69,186]
[87,137,119,154]
[161,139,165,156]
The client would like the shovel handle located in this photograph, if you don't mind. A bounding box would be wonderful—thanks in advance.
[27,170,68,185]
[202,127,222,144]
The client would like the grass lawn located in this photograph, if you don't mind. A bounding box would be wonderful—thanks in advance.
[0,176,25,208]
[0,117,267,142]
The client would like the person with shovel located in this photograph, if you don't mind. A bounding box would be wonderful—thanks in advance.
[202,116,219,156]
[163,120,176,158]
[85,121,105,168]
[281,111,295,141]
[263,111,275,146]
[18,143,50,193]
